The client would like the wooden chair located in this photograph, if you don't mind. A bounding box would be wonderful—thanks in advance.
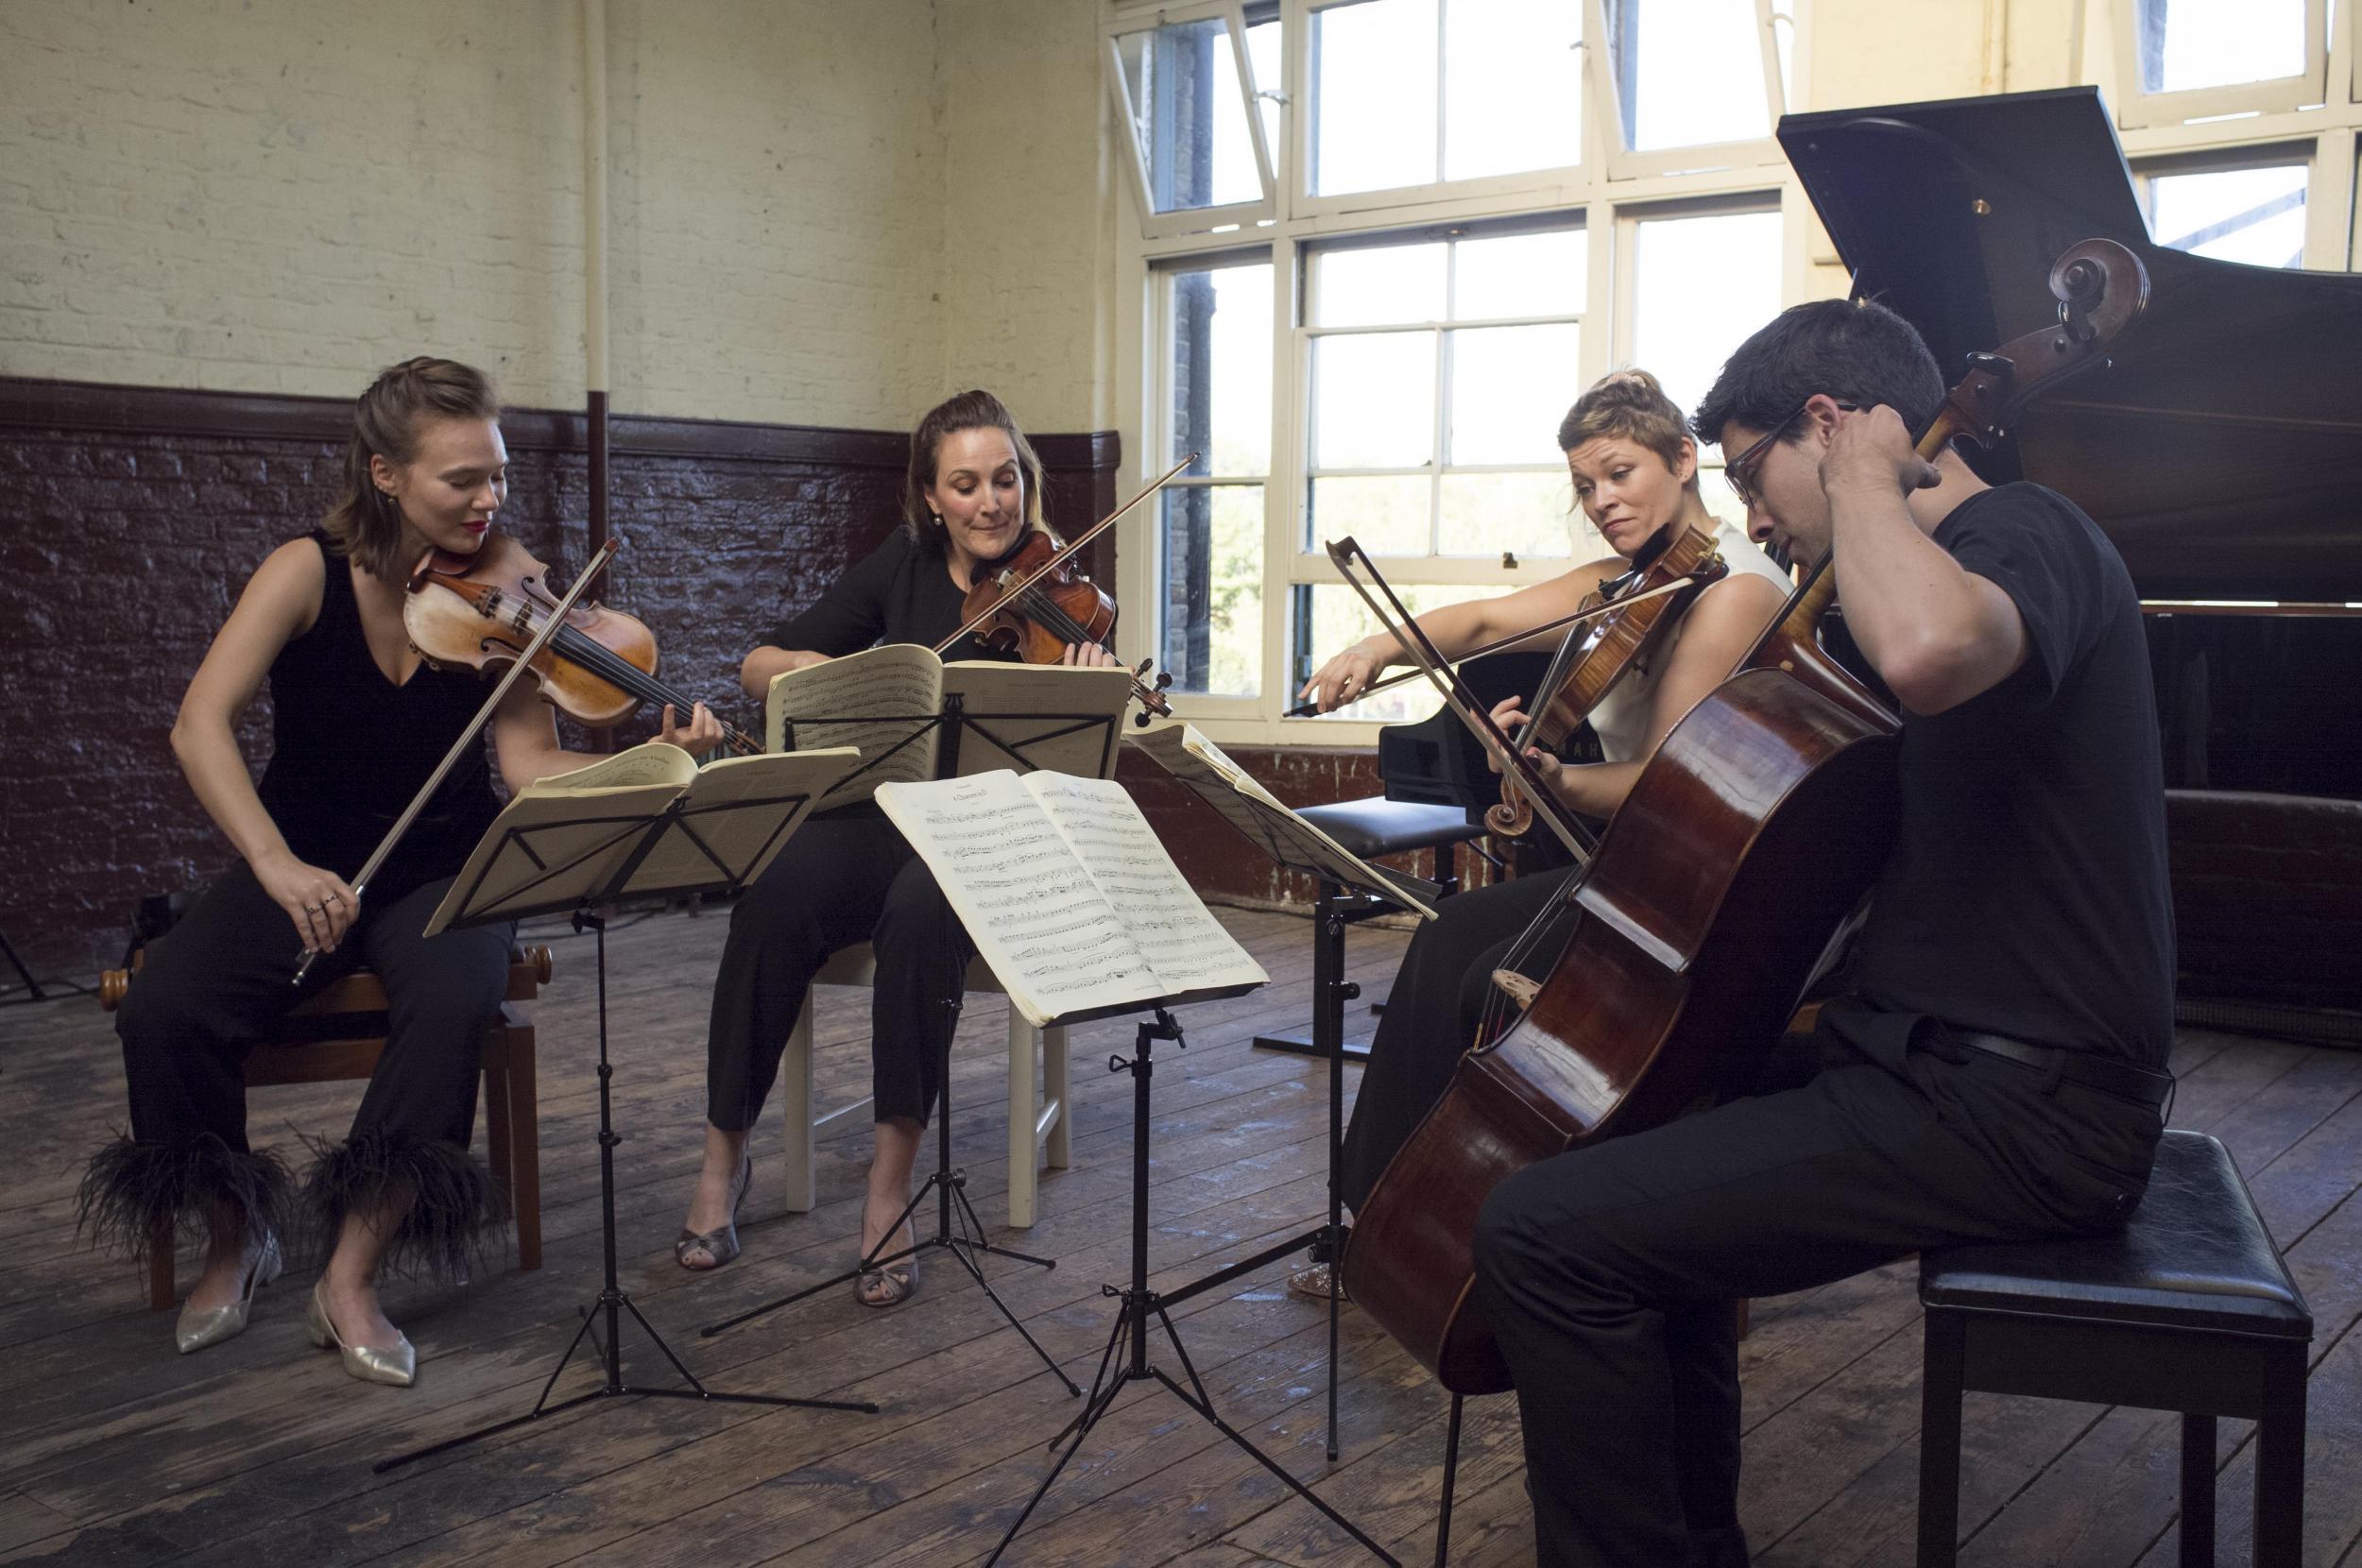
[99,946,553,1310]
[779,945,1070,1229]
[1917,1130,2313,1567]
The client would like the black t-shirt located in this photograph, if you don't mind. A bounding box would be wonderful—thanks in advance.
[1829,483,2175,1071]
[765,526,1009,661]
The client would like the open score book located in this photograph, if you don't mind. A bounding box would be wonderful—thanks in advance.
[766,644,1136,811]
[874,770,1268,1028]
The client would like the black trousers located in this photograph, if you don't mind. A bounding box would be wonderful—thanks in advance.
[706,810,973,1132]
[1469,1027,2163,1567]
[87,863,514,1278]
[1338,866,1579,1211]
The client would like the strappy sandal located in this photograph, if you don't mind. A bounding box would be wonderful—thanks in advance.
[675,1152,753,1271]
[856,1209,918,1308]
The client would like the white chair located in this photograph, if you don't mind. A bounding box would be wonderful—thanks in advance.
[778,944,1071,1228]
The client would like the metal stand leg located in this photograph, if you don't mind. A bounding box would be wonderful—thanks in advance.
[986,1010,1398,1567]
[378,912,872,1474]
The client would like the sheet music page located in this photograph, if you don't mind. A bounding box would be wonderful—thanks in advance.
[616,746,862,896]
[1022,773,1268,996]
[522,741,701,794]
[941,662,1135,778]
[765,643,944,809]
[420,784,685,937]
[1125,724,1437,918]
[874,772,1161,1027]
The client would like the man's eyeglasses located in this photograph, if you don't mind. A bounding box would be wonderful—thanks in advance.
[1722,399,1857,511]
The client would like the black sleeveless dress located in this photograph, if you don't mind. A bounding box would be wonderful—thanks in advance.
[254,533,502,898]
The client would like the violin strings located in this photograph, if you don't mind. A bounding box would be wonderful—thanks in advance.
[528,616,755,749]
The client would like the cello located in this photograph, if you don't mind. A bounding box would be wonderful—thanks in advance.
[1339,239,2149,1393]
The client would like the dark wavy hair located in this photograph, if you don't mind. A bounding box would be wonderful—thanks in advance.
[1690,298,1944,450]
[900,389,1049,550]
[319,357,500,578]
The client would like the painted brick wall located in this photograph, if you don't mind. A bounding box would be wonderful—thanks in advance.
[0,0,958,427]
[0,378,1116,978]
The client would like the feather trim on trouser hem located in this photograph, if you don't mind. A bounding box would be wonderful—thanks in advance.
[76,1133,295,1261]
[300,1131,507,1283]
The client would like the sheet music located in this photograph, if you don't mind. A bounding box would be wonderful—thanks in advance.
[1125,724,1438,918]
[765,644,944,809]
[612,746,860,895]
[875,772,1163,1026]
[942,662,1135,778]
[420,785,683,936]
[1023,774,1266,994]
[529,741,702,793]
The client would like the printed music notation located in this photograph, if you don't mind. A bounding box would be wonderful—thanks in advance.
[875,770,1267,1027]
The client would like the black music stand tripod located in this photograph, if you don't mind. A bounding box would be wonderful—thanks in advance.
[986,1007,1398,1567]
[378,795,878,1474]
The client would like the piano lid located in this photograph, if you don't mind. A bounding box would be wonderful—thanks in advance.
[1779,86,2362,603]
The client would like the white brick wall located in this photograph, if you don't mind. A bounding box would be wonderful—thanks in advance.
[0,0,1108,432]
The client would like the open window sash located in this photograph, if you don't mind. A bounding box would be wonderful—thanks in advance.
[1108,1,1279,241]
[2111,0,2328,130]
[1585,0,1789,181]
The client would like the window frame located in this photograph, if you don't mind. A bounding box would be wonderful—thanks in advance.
[1104,0,1280,241]
[2107,0,2329,130]
[1584,0,1792,181]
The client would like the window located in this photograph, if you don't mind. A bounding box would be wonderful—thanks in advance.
[2112,0,2326,128]
[1118,0,1794,744]
[2139,158,2311,268]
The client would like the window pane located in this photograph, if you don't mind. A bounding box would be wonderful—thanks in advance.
[2137,0,2306,94]
[1630,210,1783,454]
[1448,322,1582,465]
[2147,164,2308,268]
[1167,261,1275,475]
[1116,18,1262,213]
[1309,474,1431,555]
[1314,332,1437,468]
[1290,581,1501,721]
[1314,0,1440,194]
[1159,485,1265,696]
[1246,14,1284,159]
[1438,469,1583,559]
[1442,0,1583,181]
[1619,0,1772,152]
[1315,242,1449,327]
[1453,227,1586,319]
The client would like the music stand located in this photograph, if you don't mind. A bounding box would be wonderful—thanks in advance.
[377,745,879,1473]
[701,673,1134,1384]
[1125,724,1440,1462]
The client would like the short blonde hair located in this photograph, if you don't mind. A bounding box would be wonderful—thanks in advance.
[1555,368,1698,493]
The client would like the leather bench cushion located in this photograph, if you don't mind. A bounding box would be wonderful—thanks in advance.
[1297,795,1482,860]
[1920,1131,2312,1339]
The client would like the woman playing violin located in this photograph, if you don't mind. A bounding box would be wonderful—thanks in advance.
[80,358,721,1385]
[1294,370,1790,1272]
[684,388,1119,1305]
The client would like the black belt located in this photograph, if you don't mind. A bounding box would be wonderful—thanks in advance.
[1932,1027,2174,1108]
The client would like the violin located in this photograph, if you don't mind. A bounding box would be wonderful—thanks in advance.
[1485,522,1728,838]
[934,457,1202,724]
[1339,238,2151,1392]
[406,532,761,755]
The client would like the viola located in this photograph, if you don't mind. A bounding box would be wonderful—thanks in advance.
[1339,239,2150,1393]
[1485,521,1728,838]
[406,532,760,755]
[940,529,1177,724]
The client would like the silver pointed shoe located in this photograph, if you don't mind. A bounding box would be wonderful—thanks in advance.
[306,1281,417,1388]
[175,1234,283,1355]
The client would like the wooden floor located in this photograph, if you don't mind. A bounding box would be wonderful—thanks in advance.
[2,905,2359,1567]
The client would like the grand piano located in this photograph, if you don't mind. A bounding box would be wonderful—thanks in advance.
[1384,86,2361,1037]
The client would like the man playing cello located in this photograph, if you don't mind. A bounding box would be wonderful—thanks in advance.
[1467,299,2175,1565]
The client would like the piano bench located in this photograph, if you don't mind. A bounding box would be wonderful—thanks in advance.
[1252,796,1484,1064]
[1916,1131,2312,1567]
